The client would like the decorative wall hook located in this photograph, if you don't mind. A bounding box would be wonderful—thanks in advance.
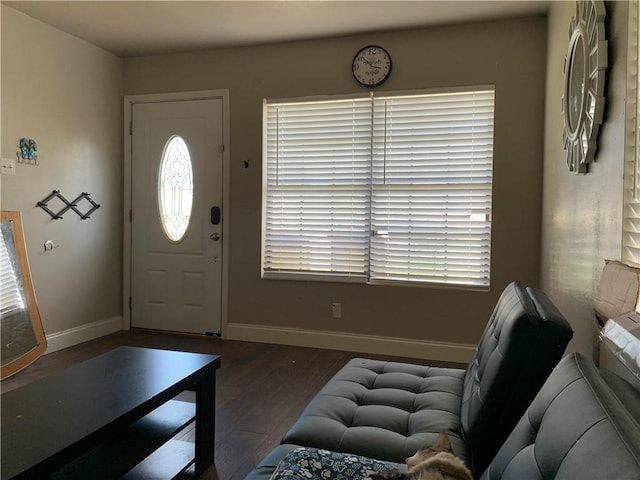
[17,138,38,165]
[37,190,101,220]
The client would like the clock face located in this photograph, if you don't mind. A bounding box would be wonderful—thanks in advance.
[352,46,392,87]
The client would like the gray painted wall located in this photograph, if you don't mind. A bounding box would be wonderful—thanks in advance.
[1,6,124,340]
[124,16,548,352]
[541,1,628,357]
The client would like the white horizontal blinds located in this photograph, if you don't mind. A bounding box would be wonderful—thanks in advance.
[370,90,495,286]
[0,228,25,316]
[264,98,371,277]
[622,1,640,266]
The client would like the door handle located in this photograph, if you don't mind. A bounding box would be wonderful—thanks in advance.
[210,232,221,241]
[211,206,221,225]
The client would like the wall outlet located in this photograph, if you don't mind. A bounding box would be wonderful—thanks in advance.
[1,157,16,175]
[331,302,342,319]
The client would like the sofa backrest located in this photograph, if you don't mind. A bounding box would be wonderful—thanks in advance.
[480,353,640,480]
[461,282,573,474]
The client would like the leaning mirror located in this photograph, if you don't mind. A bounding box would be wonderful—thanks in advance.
[1,211,47,380]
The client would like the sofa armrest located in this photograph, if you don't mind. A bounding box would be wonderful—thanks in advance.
[480,353,640,480]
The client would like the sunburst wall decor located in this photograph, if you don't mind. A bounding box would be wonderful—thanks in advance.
[562,0,608,174]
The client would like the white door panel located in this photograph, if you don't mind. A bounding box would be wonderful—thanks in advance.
[131,99,223,334]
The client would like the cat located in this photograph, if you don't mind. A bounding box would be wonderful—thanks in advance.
[365,432,472,480]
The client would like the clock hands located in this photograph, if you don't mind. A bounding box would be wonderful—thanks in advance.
[362,58,381,70]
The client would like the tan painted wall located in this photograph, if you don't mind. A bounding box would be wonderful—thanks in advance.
[1,6,124,337]
[541,1,628,357]
[124,16,548,351]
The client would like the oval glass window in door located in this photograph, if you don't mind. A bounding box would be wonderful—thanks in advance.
[158,135,193,242]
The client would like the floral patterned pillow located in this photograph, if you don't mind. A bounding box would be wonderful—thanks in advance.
[270,447,397,480]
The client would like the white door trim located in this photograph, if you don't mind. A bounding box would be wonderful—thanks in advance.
[123,90,230,337]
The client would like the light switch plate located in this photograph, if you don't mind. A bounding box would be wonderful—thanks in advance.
[1,157,16,175]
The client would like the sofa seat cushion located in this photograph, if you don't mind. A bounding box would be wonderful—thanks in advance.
[281,358,467,465]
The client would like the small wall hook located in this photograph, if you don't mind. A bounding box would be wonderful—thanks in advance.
[43,240,59,252]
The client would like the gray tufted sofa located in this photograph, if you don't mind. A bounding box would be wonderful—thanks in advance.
[480,352,640,480]
[249,353,640,480]
[244,282,574,480]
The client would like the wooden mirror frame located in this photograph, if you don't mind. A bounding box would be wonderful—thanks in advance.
[1,211,47,380]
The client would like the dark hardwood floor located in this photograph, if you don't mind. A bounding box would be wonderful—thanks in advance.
[0,330,465,480]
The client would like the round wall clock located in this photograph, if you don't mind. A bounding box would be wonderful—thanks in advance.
[352,45,392,87]
[562,0,608,174]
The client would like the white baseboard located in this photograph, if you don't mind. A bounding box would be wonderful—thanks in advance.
[45,316,123,354]
[226,323,475,364]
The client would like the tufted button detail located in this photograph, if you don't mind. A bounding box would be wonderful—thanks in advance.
[282,358,466,464]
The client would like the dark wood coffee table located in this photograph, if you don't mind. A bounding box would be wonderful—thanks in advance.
[1,346,221,479]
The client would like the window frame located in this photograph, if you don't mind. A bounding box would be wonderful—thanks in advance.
[262,86,496,290]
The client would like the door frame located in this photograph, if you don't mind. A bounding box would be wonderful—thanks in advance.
[123,90,230,336]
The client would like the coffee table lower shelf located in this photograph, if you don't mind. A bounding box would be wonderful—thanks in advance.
[123,439,195,480]
[51,399,197,480]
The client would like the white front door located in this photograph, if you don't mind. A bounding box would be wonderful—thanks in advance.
[131,99,223,334]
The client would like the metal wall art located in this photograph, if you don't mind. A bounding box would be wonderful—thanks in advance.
[562,0,608,174]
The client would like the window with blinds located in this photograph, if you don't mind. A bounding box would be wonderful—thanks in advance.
[263,87,495,288]
[623,1,640,266]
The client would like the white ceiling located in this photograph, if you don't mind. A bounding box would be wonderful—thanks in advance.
[3,1,551,57]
